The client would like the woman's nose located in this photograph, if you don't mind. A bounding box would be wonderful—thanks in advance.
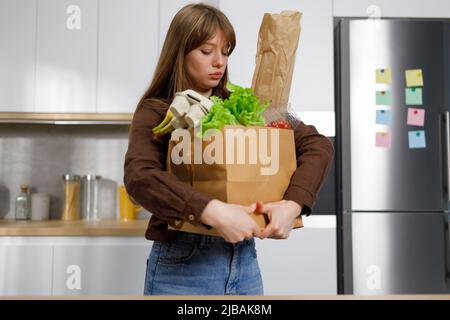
[212,52,226,68]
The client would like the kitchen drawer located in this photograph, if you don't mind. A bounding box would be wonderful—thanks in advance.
[52,243,150,295]
[0,244,53,296]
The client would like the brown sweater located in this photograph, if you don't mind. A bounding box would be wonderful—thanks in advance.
[124,98,334,242]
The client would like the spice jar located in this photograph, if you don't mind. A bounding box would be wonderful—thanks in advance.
[15,184,31,220]
[61,174,81,220]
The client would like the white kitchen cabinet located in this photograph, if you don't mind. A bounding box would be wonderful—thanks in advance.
[96,0,159,113]
[0,0,36,112]
[256,216,337,295]
[0,220,336,296]
[52,242,150,295]
[333,0,450,18]
[0,244,53,296]
[220,0,334,112]
[0,237,150,296]
[35,0,98,113]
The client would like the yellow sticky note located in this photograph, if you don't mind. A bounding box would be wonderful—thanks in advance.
[375,68,392,84]
[405,69,424,87]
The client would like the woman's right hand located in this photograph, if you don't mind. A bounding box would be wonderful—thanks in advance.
[200,200,264,244]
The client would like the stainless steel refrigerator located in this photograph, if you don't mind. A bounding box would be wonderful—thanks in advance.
[335,18,450,294]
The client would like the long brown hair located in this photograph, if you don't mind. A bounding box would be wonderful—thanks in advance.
[137,3,236,108]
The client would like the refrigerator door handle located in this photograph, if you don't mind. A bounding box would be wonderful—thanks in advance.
[445,217,450,283]
[443,112,450,203]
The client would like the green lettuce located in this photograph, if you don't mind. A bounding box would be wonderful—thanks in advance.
[200,83,268,136]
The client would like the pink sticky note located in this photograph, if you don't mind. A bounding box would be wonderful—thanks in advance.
[376,132,392,148]
[407,108,425,126]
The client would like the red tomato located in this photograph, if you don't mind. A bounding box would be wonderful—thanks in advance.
[266,119,292,129]
[279,120,291,129]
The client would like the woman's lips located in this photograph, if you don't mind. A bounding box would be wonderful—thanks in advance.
[210,72,223,80]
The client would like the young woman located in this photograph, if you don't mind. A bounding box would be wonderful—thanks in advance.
[124,3,334,295]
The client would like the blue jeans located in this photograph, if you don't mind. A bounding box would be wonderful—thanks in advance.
[144,232,264,295]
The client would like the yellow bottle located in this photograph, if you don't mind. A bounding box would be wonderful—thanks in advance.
[118,186,142,221]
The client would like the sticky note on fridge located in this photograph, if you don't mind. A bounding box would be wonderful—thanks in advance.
[375,90,392,105]
[407,108,425,126]
[375,132,392,148]
[405,87,423,105]
[408,130,426,149]
[376,109,392,125]
[405,69,424,87]
[375,68,392,84]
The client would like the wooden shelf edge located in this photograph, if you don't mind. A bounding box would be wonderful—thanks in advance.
[0,112,133,122]
[0,219,148,237]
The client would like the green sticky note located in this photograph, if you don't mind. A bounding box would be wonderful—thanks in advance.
[405,69,424,87]
[405,87,423,105]
[376,90,392,105]
[375,68,392,84]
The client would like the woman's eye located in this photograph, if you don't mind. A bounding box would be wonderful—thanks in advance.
[201,50,211,55]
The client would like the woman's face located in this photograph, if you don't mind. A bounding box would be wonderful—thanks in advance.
[185,28,229,96]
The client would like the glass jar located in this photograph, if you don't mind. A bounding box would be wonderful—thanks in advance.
[61,174,81,221]
[31,193,51,221]
[15,184,31,220]
[81,175,101,221]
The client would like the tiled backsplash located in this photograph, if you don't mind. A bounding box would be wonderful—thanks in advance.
[0,124,337,219]
[0,124,130,219]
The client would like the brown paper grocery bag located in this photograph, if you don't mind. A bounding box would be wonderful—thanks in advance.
[251,11,302,106]
[166,125,303,236]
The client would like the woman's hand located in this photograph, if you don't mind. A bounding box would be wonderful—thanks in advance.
[200,200,265,244]
[258,200,302,239]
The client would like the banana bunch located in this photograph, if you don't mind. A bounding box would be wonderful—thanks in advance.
[152,89,214,138]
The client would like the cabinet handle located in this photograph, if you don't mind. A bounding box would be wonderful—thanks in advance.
[442,112,450,203]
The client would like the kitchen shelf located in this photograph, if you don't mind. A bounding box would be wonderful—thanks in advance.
[0,219,148,236]
[0,112,133,125]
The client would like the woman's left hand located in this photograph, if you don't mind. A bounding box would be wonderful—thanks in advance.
[258,200,302,239]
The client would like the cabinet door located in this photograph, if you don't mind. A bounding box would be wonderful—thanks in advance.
[0,0,36,112]
[97,0,158,113]
[220,0,334,112]
[0,245,53,296]
[52,243,150,295]
[35,0,97,113]
[256,225,337,295]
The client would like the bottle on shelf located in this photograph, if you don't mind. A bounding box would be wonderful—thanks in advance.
[15,184,31,220]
